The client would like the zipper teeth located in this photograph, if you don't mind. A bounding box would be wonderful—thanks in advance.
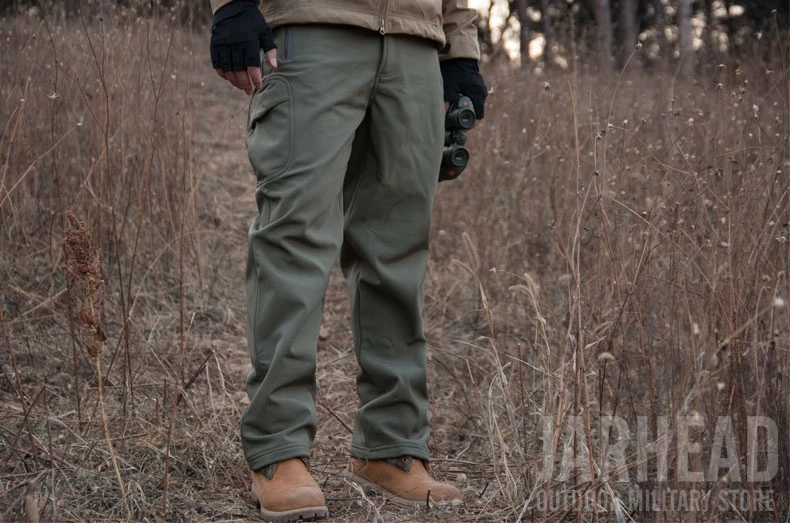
[377,0,389,34]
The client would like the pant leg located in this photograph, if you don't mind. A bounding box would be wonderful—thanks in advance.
[242,25,381,471]
[340,34,445,460]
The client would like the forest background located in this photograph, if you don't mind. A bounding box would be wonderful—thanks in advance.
[1,0,789,521]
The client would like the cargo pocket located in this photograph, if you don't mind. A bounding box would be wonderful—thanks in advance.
[246,77,294,180]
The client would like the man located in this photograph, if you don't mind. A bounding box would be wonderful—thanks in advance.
[209,1,488,520]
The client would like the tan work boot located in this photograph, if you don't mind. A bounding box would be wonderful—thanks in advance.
[346,456,462,506]
[250,458,328,522]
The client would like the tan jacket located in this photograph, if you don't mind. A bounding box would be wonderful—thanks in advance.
[210,0,480,60]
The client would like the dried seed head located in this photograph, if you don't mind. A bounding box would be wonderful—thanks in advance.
[63,212,106,356]
[64,212,102,286]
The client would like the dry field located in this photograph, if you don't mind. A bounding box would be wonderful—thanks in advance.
[1,6,789,522]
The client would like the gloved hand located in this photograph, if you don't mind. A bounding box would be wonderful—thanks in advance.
[210,0,277,94]
[440,58,488,119]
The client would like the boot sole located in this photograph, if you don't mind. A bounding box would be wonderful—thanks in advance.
[343,471,462,508]
[251,490,329,522]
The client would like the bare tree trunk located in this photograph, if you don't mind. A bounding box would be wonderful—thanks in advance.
[619,0,637,64]
[702,0,715,55]
[652,0,668,66]
[678,0,695,77]
[721,0,738,53]
[516,0,530,67]
[475,6,494,55]
[540,0,554,65]
[594,0,614,72]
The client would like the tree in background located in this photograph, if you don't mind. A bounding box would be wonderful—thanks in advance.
[514,0,531,67]
[678,0,694,75]
[487,0,789,72]
[540,0,554,64]
[618,0,638,65]
[2,0,788,70]
[652,0,669,64]
[594,0,615,72]
[0,0,213,23]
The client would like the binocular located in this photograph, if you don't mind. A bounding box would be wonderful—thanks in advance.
[439,95,476,182]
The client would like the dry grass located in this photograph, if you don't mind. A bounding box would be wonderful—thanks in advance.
[430,35,790,521]
[1,4,789,522]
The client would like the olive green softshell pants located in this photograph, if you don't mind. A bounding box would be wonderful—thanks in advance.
[241,24,444,471]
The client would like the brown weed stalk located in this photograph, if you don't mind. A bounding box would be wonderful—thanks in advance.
[63,211,131,521]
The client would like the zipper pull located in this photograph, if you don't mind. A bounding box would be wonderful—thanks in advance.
[378,18,386,35]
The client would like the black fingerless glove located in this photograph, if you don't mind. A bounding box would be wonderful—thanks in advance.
[440,58,488,119]
[210,0,276,72]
